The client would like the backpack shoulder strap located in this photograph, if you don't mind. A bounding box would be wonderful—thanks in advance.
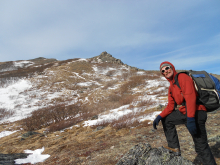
[174,72,181,89]
[173,71,189,89]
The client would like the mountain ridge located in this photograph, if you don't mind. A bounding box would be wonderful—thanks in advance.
[0,52,219,165]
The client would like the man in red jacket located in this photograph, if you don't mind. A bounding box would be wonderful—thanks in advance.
[153,61,216,165]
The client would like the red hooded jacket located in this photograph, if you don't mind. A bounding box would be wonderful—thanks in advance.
[159,61,206,118]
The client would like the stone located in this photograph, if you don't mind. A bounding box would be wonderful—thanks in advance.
[91,115,98,120]
[93,126,105,132]
[157,104,164,110]
[0,153,29,165]
[116,142,194,165]
[21,131,43,140]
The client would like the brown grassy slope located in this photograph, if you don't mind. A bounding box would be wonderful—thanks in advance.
[0,56,219,165]
[0,109,220,165]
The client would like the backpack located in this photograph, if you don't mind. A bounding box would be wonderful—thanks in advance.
[174,70,220,112]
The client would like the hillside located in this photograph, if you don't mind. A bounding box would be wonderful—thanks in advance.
[0,52,219,165]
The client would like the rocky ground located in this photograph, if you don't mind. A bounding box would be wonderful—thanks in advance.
[0,153,29,165]
[44,108,220,165]
[0,53,219,164]
[0,109,220,165]
[116,142,194,165]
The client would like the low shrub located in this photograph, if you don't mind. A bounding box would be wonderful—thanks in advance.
[0,77,20,88]
[135,98,157,107]
[22,103,85,131]
[48,118,82,132]
[0,108,15,120]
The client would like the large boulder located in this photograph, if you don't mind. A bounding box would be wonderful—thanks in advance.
[116,142,194,165]
[0,153,29,165]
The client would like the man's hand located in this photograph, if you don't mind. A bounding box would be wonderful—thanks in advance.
[187,117,197,135]
[153,115,162,129]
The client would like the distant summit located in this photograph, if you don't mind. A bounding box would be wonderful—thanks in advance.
[90,51,142,71]
[29,57,57,65]
[90,51,124,65]
[0,57,57,72]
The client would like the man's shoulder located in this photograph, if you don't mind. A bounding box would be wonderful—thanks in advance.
[177,72,192,81]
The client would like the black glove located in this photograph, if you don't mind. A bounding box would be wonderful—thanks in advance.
[187,117,197,135]
[153,115,162,129]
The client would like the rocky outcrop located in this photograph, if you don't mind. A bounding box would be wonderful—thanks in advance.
[116,142,194,165]
[21,131,44,141]
[91,51,143,71]
[91,51,124,65]
[0,153,29,165]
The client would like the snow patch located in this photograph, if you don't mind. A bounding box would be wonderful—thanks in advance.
[14,61,34,68]
[15,147,50,164]
[0,130,17,138]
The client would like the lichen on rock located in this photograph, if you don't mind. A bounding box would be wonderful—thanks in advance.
[116,142,194,165]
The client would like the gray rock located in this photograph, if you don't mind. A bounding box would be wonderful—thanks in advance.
[90,51,143,71]
[208,135,220,142]
[0,153,29,165]
[91,115,98,120]
[116,142,194,165]
[157,104,164,110]
[21,131,43,140]
[93,126,105,132]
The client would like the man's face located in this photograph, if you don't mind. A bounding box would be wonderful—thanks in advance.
[161,66,173,79]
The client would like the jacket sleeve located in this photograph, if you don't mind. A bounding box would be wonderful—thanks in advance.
[178,74,197,118]
[160,87,176,118]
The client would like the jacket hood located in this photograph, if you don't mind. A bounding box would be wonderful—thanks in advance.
[160,61,177,82]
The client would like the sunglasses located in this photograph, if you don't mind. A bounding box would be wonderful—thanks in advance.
[161,66,171,73]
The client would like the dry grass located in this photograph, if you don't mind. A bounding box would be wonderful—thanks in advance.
[145,70,161,77]
[20,68,163,133]
[135,98,157,107]
[0,116,164,165]
[92,112,141,130]
[85,99,121,116]
[68,61,93,74]
[0,62,55,88]
[95,62,121,69]
[119,75,146,94]
[103,80,118,90]
[1,106,220,165]
[108,93,136,106]
[119,94,135,105]
[91,97,157,130]
[1,56,220,165]
[147,88,168,97]
[108,94,122,102]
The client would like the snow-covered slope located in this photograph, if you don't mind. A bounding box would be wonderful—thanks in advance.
[0,53,171,164]
[0,56,169,125]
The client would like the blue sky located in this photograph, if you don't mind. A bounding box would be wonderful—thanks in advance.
[0,0,220,74]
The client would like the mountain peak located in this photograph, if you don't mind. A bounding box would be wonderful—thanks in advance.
[90,51,124,65]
